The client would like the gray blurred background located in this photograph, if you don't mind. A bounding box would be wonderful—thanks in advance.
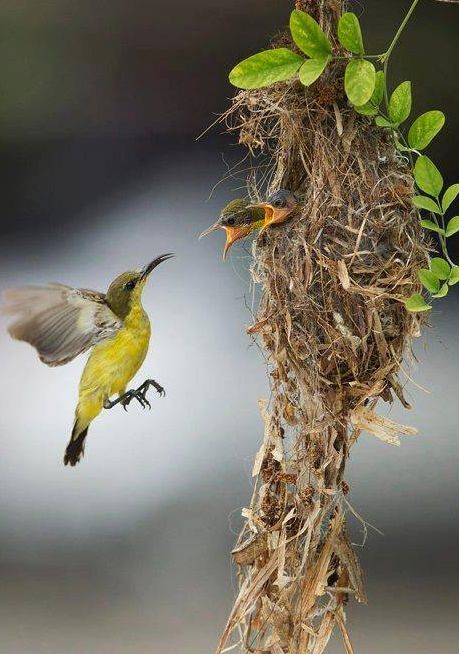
[0,1,458,652]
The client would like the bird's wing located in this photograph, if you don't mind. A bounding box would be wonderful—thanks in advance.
[1,283,122,366]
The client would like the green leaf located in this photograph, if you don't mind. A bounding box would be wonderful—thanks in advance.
[355,71,385,115]
[418,269,440,293]
[408,111,445,151]
[388,81,412,125]
[354,103,378,116]
[298,56,330,86]
[414,156,444,197]
[371,71,385,107]
[338,12,364,55]
[290,10,332,59]
[431,257,451,280]
[448,267,459,286]
[442,183,459,213]
[420,220,445,235]
[405,293,432,312]
[345,59,376,106]
[446,216,459,237]
[229,49,305,89]
[432,282,449,298]
[375,116,395,128]
[412,196,441,213]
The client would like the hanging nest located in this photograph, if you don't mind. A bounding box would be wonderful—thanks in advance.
[215,2,430,654]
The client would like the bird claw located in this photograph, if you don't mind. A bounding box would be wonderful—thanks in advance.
[104,378,165,412]
[120,389,149,411]
[137,391,151,410]
[138,379,166,400]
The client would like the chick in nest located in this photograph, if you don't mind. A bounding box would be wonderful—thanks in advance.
[250,189,300,233]
[200,190,299,257]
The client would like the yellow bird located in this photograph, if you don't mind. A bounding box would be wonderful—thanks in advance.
[2,254,173,466]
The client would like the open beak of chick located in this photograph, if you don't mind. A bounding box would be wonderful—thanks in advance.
[199,191,299,258]
[199,199,263,259]
[221,225,254,258]
[199,222,254,258]
[248,189,299,234]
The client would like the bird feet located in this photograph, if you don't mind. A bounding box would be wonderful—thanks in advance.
[103,379,165,412]
[137,378,166,401]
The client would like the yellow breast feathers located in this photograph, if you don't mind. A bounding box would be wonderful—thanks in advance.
[80,304,151,401]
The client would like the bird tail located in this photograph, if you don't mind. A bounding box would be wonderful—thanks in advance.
[64,421,89,467]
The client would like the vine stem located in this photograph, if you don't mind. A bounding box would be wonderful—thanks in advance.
[334,54,383,60]
[382,0,421,107]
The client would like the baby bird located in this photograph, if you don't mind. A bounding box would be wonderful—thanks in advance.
[199,198,265,258]
[200,190,299,257]
[249,189,300,233]
[2,254,173,466]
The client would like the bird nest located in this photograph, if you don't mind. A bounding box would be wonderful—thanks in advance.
[239,75,428,417]
[216,9,429,654]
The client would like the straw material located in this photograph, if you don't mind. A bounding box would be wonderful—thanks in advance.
[216,1,428,652]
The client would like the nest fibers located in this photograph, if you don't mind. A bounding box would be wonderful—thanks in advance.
[215,3,429,654]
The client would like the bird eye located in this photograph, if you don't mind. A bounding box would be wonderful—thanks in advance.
[273,198,285,208]
[226,216,236,226]
[125,280,136,291]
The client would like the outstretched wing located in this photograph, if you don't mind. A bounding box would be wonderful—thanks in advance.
[1,283,122,366]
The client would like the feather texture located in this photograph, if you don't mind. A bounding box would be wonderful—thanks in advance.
[1,284,122,366]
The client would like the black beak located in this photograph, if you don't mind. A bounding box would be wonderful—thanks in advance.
[140,253,174,280]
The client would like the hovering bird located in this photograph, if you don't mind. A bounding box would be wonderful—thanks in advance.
[200,190,299,257]
[2,254,173,466]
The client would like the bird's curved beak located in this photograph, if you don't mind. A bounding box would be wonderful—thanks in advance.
[199,221,252,259]
[248,202,297,234]
[140,253,174,280]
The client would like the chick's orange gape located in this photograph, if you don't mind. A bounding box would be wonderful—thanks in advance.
[1,254,174,466]
[200,189,299,257]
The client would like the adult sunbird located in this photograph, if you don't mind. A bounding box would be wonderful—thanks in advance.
[2,254,173,466]
[200,190,299,257]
